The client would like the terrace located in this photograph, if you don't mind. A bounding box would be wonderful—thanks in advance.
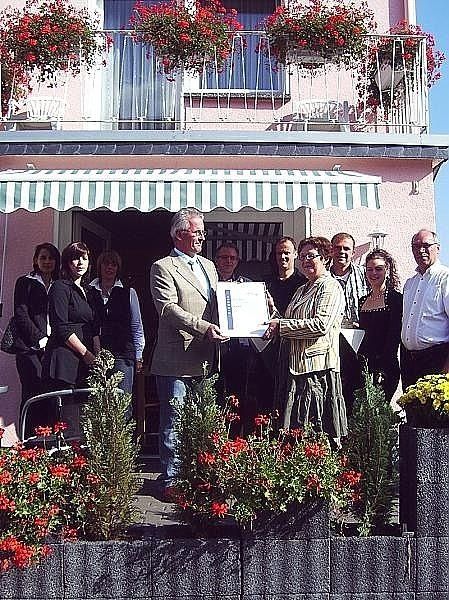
[0,32,430,136]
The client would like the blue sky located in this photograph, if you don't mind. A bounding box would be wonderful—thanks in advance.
[417,0,449,263]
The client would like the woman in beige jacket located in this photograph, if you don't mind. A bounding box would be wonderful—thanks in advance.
[264,236,347,442]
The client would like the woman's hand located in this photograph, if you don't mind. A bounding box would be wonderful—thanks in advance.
[263,319,280,340]
[82,350,96,365]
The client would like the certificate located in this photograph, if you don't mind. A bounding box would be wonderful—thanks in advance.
[217,281,269,338]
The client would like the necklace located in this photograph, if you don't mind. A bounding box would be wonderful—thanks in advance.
[370,290,385,300]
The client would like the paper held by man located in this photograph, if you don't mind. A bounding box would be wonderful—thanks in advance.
[217,281,269,338]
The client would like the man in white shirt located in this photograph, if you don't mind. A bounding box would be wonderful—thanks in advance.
[401,229,449,389]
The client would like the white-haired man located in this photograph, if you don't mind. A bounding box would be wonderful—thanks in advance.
[401,229,449,390]
[150,208,226,497]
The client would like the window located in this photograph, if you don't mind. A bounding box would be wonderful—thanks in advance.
[103,0,175,129]
[203,0,283,92]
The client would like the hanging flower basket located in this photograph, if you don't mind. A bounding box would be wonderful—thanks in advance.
[363,21,445,109]
[260,0,375,70]
[0,0,110,84]
[129,0,243,76]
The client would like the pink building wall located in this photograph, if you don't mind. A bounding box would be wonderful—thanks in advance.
[0,210,54,444]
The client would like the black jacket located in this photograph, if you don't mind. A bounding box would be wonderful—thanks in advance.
[42,279,99,386]
[13,275,49,353]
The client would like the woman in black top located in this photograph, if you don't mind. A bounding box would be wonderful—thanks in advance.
[358,249,403,402]
[13,243,60,430]
[43,242,99,392]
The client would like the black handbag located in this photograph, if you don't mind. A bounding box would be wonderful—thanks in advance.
[1,317,20,354]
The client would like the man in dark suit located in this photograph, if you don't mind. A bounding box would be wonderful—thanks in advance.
[150,208,227,495]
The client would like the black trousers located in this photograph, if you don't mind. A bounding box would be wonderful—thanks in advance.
[400,342,449,391]
[16,351,49,437]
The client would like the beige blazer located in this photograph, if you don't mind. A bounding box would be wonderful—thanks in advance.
[279,272,344,375]
[150,251,219,377]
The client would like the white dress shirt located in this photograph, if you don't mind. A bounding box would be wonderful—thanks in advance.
[401,261,449,350]
[89,278,145,360]
[173,248,211,298]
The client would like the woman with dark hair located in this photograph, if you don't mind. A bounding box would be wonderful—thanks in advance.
[13,243,60,431]
[88,250,145,398]
[358,248,402,402]
[43,242,100,396]
[263,236,347,443]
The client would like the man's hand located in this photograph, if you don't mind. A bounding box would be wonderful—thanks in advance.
[206,324,229,342]
[263,319,280,340]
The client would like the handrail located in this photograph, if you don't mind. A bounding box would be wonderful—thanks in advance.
[20,387,94,443]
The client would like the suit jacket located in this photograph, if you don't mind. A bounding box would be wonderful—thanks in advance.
[42,279,99,386]
[279,272,344,375]
[13,275,49,353]
[150,251,219,377]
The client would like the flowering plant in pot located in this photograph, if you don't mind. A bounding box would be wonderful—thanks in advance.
[398,373,449,428]
[171,373,361,528]
[0,0,110,84]
[363,21,445,110]
[129,0,242,75]
[0,425,103,572]
[0,350,140,572]
[260,0,375,70]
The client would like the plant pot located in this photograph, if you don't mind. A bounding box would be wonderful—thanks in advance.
[287,47,326,67]
[404,405,449,429]
[243,500,329,539]
[375,63,405,91]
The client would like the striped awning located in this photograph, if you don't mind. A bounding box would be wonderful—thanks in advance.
[0,168,380,213]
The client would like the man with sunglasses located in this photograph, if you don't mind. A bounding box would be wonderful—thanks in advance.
[401,229,449,389]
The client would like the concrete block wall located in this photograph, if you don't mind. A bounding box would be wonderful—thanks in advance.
[0,426,446,600]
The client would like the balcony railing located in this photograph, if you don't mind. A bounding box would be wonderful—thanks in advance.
[0,32,429,135]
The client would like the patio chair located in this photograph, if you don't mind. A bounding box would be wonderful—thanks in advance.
[18,96,65,130]
[293,99,350,131]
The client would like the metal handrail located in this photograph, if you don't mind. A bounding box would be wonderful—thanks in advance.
[20,387,94,443]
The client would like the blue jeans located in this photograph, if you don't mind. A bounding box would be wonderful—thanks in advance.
[113,358,134,421]
[155,375,189,487]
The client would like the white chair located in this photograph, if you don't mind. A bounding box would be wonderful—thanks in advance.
[293,99,349,132]
[22,96,65,130]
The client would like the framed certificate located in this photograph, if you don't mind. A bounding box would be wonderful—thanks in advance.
[217,281,269,338]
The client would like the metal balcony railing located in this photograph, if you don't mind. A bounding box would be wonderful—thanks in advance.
[0,32,429,134]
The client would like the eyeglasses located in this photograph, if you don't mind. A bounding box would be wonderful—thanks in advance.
[216,254,238,261]
[299,253,321,261]
[411,242,438,250]
[183,229,207,239]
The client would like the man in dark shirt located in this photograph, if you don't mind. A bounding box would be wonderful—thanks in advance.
[266,237,306,315]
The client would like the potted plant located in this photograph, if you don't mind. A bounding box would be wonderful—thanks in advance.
[0,0,110,84]
[364,21,445,110]
[0,350,140,573]
[398,373,449,428]
[171,373,360,531]
[129,0,242,75]
[260,0,375,70]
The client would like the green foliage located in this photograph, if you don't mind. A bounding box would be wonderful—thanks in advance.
[83,349,141,540]
[344,371,399,535]
[173,373,360,526]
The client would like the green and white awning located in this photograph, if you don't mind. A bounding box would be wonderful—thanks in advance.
[0,168,380,213]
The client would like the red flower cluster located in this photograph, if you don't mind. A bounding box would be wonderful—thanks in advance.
[211,501,228,516]
[129,0,242,75]
[262,0,375,68]
[0,433,106,573]
[0,0,109,83]
[304,442,328,460]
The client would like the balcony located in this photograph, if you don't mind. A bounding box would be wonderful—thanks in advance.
[0,32,429,135]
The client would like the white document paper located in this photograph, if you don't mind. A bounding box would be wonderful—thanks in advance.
[217,281,269,338]
[341,328,365,353]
